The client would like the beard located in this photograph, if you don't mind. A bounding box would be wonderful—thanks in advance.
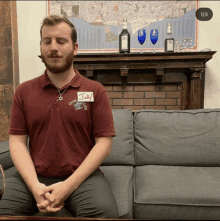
[41,50,74,74]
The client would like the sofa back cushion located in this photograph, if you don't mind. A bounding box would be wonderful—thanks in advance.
[0,140,14,170]
[0,151,14,170]
[134,109,220,166]
[101,109,134,166]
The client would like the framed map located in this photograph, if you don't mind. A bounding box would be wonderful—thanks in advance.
[47,0,199,53]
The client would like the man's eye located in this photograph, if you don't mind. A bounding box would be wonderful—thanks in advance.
[43,40,65,44]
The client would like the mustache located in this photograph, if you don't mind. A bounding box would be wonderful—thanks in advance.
[49,52,61,58]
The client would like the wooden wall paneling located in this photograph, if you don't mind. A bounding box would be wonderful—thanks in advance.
[0,1,19,143]
[10,0,20,91]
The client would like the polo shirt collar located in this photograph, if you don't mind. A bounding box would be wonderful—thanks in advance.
[41,69,82,89]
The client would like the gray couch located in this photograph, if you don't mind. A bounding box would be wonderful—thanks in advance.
[1,108,220,219]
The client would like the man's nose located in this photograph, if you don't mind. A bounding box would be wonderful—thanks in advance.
[49,40,58,50]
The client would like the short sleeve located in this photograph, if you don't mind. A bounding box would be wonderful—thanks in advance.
[8,84,28,135]
[92,89,116,138]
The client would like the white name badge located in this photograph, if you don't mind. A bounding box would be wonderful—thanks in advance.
[77,92,94,102]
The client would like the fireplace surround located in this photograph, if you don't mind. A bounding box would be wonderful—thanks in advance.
[73,51,216,111]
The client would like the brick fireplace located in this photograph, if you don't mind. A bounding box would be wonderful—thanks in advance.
[105,84,181,111]
[73,51,216,112]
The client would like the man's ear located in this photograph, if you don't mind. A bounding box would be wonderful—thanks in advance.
[74,43,79,55]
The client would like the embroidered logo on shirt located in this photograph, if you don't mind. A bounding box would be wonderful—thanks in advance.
[69,99,87,110]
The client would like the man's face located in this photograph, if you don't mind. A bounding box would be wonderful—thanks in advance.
[40,22,78,74]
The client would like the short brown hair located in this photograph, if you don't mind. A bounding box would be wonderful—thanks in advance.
[40,15,77,45]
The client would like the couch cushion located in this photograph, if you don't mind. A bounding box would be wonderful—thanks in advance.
[134,165,220,219]
[102,109,134,166]
[134,109,220,166]
[0,140,9,153]
[0,151,14,170]
[134,203,220,220]
[100,166,133,219]
[0,140,14,171]
[135,165,220,206]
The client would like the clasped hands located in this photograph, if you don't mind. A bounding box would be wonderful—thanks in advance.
[36,181,73,213]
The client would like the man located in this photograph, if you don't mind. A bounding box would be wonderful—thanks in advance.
[0,15,119,218]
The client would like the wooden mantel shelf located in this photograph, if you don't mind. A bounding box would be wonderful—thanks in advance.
[75,51,215,62]
[74,51,216,84]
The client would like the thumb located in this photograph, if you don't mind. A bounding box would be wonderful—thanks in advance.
[43,185,52,194]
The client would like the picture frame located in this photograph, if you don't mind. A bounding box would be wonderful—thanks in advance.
[47,0,199,53]
[165,38,175,52]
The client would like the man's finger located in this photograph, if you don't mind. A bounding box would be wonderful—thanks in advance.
[37,200,50,209]
[44,192,55,203]
[39,208,48,213]
[37,200,64,209]
[49,201,64,209]
[38,203,63,213]
[45,204,64,213]
[40,206,61,213]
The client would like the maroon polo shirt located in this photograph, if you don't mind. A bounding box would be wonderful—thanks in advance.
[9,69,116,178]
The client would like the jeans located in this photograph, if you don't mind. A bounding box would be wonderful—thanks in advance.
[0,170,119,218]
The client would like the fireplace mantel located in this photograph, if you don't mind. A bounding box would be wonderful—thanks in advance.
[73,51,216,110]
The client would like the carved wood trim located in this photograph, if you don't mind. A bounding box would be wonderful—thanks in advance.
[189,68,205,109]
[156,69,164,83]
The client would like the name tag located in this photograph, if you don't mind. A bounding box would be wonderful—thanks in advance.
[77,92,94,102]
